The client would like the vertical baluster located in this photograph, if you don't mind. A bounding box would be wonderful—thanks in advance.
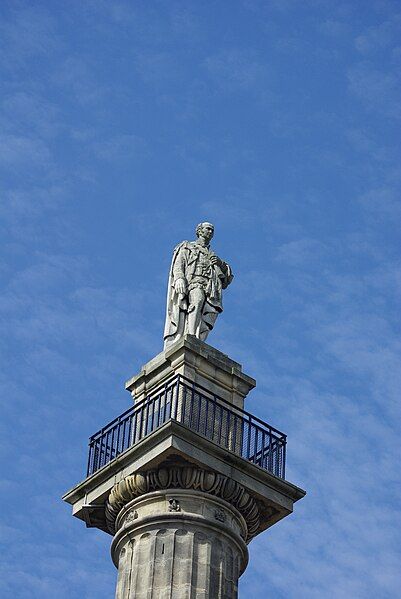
[91,441,95,475]
[87,441,92,477]
[91,439,99,474]
[170,382,175,420]
[232,414,238,454]
[96,438,101,472]
[115,417,121,457]
[100,430,105,468]
[221,406,226,447]
[268,429,273,472]
[181,380,186,425]
[123,418,130,449]
[110,424,116,461]
[204,395,209,438]
[126,413,131,450]
[133,408,139,444]
[135,405,140,442]
[261,430,266,469]
[98,437,102,469]
[218,399,223,445]
[107,430,111,465]
[136,405,140,440]
[276,438,280,476]
[150,395,155,433]
[94,439,100,473]
[169,380,173,420]
[246,417,251,460]
[143,398,149,438]
[162,383,167,424]
[194,393,202,433]
[188,382,194,429]
[122,418,127,451]
[253,427,258,464]
[274,436,278,477]
[172,377,179,421]
[211,398,217,442]
[225,408,230,449]
[156,391,160,427]
[99,432,104,468]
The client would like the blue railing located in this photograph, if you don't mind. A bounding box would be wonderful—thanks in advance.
[87,375,287,479]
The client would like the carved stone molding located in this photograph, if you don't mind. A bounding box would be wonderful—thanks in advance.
[215,508,226,522]
[106,464,261,541]
[168,498,180,512]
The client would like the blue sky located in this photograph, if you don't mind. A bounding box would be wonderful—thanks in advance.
[1,1,400,597]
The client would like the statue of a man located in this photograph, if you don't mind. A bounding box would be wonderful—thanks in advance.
[164,222,233,348]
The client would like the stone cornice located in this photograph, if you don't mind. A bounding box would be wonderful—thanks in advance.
[106,463,268,542]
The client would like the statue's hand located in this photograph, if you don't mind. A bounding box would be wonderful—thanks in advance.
[175,278,187,294]
[210,255,222,267]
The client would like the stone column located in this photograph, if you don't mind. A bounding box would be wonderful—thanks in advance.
[106,465,254,599]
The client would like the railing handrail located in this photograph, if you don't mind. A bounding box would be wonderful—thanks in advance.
[87,373,287,479]
[88,376,179,442]
[89,372,286,443]
[176,374,287,439]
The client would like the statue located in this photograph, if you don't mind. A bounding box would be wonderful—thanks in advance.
[164,222,233,348]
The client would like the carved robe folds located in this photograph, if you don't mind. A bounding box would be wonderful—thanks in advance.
[164,241,233,347]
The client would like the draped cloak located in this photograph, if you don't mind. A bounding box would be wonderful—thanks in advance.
[163,241,233,347]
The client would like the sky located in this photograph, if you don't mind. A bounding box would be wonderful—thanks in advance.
[0,0,400,597]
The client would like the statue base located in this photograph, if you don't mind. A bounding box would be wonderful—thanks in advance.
[125,335,256,410]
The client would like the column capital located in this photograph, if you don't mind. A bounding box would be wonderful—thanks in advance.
[106,461,268,543]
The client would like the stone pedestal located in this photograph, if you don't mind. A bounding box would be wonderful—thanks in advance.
[125,336,256,410]
[63,337,305,598]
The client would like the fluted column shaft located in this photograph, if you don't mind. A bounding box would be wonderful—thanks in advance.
[111,490,248,599]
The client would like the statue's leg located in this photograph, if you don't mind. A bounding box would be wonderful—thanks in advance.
[176,309,186,340]
[187,288,205,338]
[199,303,219,340]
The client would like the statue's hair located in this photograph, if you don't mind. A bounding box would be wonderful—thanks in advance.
[196,222,214,237]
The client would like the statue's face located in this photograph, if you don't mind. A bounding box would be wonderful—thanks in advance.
[199,223,214,241]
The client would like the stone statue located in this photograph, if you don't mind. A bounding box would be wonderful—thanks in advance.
[164,222,233,348]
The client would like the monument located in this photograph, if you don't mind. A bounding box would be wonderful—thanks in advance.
[164,222,233,347]
[63,223,305,598]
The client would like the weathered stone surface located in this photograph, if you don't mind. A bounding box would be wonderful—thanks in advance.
[164,223,233,348]
[111,490,247,599]
[63,419,305,539]
[106,463,261,542]
[126,335,255,409]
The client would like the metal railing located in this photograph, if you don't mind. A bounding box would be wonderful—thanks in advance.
[87,375,287,479]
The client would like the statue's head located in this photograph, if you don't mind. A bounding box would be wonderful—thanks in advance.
[196,222,214,242]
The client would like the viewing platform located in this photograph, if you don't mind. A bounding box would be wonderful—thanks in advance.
[87,373,287,479]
